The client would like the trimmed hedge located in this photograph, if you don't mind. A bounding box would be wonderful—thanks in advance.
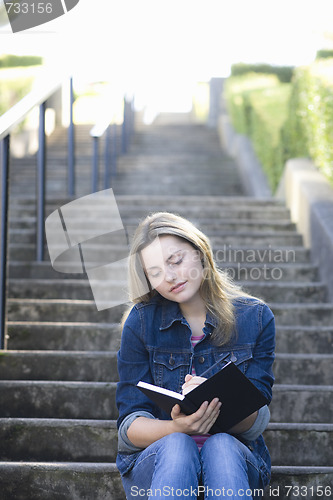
[0,66,42,116]
[225,59,333,190]
[231,63,294,83]
[0,54,43,68]
[316,49,333,60]
[224,74,291,191]
[285,60,333,184]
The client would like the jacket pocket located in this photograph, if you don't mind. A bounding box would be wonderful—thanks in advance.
[152,350,191,393]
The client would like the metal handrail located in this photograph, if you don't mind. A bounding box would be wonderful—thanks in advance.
[89,96,134,192]
[0,73,75,349]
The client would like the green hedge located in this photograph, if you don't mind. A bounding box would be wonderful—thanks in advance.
[0,66,42,116]
[224,74,291,191]
[284,60,333,184]
[231,63,294,83]
[316,49,333,60]
[225,60,333,190]
[0,54,43,68]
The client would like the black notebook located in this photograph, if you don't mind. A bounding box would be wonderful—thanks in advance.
[137,361,269,433]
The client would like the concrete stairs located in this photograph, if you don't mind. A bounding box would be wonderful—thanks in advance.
[1,118,333,499]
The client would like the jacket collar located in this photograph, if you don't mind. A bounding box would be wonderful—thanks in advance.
[159,297,218,331]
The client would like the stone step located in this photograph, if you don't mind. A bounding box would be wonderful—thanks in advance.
[8,245,311,263]
[7,279,327,303]
[6,299,127,323]
[10,218,296,233]
[8,261,319,282]
[7,300,333,325]
[0,351,332,385]
[272,303,333,326]
[10,194,287,209]
[240,282,327,303]
[9,228,303,246]
[0,462,332,500]
[0,381,331,422]
[0,418,331,466]
[6,322,121,351]
[7,322,333,354]
[9,203,292,221]
[276,326,333,354]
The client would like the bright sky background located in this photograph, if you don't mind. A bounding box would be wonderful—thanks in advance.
[1,0,333,111]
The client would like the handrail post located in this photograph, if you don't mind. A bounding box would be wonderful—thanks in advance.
[68,77,75,196]
[121,97,128,154]
[111,123,118,180]
[0,134,10,349]
[37,101,46,262]
[92,136,99,192]
[104,125,111,189]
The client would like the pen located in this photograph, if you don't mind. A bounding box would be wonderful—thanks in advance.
[197,358,234,378]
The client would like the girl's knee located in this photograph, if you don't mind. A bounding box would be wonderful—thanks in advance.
[201,433,244,458]
[162,432,199,455]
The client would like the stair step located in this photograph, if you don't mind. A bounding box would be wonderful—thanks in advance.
[9,227,303,246]
[0,462,331,500]
[272,303,333,326]
[9,217,297,232]
[271,385,333,423]
[8,245,311,263]
[8,261,319,282]
[7,300,333,325]
[1,351,332,384]
[0,462,124,500]
[230,283,327,303]
[7,322,121,351]
[0,381,331,422]
[7,299,127,323]
[7,322,333,353]
[7,279,327,303]
[276,326,333,354]
[263,423,333,466]
[0,419,331,466]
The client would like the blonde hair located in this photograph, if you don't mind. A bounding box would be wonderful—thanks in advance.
[126,212,257,345]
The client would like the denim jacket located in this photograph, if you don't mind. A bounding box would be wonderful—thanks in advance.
[116,295,275,486]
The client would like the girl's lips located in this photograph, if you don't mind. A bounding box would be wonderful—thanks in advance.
[170,281,187,293]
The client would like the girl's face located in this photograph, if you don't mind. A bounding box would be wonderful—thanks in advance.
[140,234,204,306]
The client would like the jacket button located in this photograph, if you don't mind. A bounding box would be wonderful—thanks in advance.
[198,356,205,364]
[169,357,175,366]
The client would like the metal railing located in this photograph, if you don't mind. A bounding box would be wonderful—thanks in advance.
[0,74,75,349]
[90,96,134,192]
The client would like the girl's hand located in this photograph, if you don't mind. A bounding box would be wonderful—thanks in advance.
[170,398,221,435]
[182,374,207,395]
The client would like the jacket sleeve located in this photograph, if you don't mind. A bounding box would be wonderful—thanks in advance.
[116,305,160,429]
[245,302,276,403]
[118,410,157,452]
[235,404,270,441]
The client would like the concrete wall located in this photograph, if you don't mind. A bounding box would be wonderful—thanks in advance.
[277,158,333,301]
[217,112,272,199]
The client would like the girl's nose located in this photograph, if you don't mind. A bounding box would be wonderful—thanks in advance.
[165,267,177,282]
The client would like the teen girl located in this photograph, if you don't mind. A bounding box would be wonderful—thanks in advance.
[116,212,275,499]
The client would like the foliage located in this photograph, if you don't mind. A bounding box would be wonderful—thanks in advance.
[225,59,333,190]
[316,49,333,60]
[0,66,42,116]
[285,60,333,183]
[0,54,43,68]
[224,74,291,191]
[230,63,294,83]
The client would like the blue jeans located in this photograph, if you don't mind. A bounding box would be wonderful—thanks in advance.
[121,433,265,499]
